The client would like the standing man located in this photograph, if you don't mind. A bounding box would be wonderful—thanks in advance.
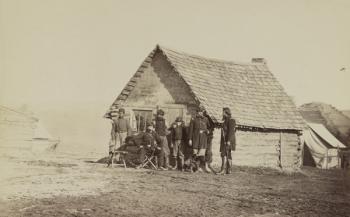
[114,108,132,147]
[188,105,210,172]
[107,108,132,167]
[169,117,185,171]
[154,109,170,170]
[204,110,216,173]
[218,107,236,175]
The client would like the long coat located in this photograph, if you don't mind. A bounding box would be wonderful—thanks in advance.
[155,117,167,136]
[188,115,210,149]
[220,118,237,152]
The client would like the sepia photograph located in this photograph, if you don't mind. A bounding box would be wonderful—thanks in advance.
[0,0,349,216]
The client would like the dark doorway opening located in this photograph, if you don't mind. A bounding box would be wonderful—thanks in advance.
[133,110,153,132]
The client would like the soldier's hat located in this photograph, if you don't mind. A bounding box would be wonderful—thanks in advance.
[197,105,206,112]
[223,107,231,116]
[118,108,125,114]
[157,109,165,116]
[175,116,182,122]
[146,121,154,130]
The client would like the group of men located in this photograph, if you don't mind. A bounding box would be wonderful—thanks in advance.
[108,105,236,174]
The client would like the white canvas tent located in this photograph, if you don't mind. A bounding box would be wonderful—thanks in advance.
[0,105,59,152]
[33,120,53,140]
[303,122,347,169]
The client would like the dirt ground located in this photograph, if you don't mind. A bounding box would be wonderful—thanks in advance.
[0,150,349,217]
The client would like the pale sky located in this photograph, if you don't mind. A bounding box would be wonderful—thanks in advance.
[1,0,350,112]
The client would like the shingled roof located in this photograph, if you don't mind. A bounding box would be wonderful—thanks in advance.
[108,45,305,131]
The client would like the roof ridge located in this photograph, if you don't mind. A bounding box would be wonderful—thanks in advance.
[105,46,158,116]
[158,44,265,66]
[106,44,305,130]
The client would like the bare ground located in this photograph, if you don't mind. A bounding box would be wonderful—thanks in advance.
[0,151,349,217]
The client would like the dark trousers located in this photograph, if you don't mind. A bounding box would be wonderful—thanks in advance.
[205,136,213,163]
[220,148,232,160]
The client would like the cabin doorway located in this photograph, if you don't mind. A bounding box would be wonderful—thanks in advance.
[133,109,153,132]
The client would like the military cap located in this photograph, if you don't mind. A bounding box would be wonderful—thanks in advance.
[175,116,182,122]
[157,109,165,116]
[223,107,231,116]
[146,121,154,130]
[197,105,206,112]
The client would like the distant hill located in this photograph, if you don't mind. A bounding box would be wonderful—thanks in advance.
[36,106,110,156]
[299,102,350,147]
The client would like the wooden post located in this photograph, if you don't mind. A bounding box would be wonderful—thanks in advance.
[137,114,140,133]
[326,149,329,169]
[278,131,282,169]
[143,112,146,132]
[337,145,340,168]
[297,132,304,167]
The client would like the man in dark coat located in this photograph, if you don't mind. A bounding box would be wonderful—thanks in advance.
[188,105,210,172]
[135,122,164,169]
[154,109,170,170]
[218,107,237,174]
[204,110,216,173]
[169,117,185,171]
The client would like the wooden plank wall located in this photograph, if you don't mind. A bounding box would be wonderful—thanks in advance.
[281,132,302,169]
[211,130,300,169]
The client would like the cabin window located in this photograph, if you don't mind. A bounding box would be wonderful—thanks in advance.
[132,109,153,132]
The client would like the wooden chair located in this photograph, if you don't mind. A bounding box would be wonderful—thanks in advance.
[139,148,158,170]
[111,150,128,169]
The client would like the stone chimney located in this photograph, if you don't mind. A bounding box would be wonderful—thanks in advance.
[251,58,267,64]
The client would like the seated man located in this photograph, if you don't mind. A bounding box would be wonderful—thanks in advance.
[119,123,164,169]
[116,135,142,167]
[136,123,164,169]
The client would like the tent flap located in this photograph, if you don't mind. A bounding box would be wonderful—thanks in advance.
[303,122,344,169]
[308,123,346,148]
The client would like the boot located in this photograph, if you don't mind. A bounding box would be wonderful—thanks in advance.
[203,159,210,173]
[207,163,216,174]
[179,157,184,172]
[188,158,194,173]
[107,153,113,167]
[201,157,210,173]
[194,156,203,172]
[154,157,158,170]
[157,154,164,169]
[171,157,178,170]
[217,156,227,175]
[226,159,232,174]
[164,157,170,170]
[198,156,203,170]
